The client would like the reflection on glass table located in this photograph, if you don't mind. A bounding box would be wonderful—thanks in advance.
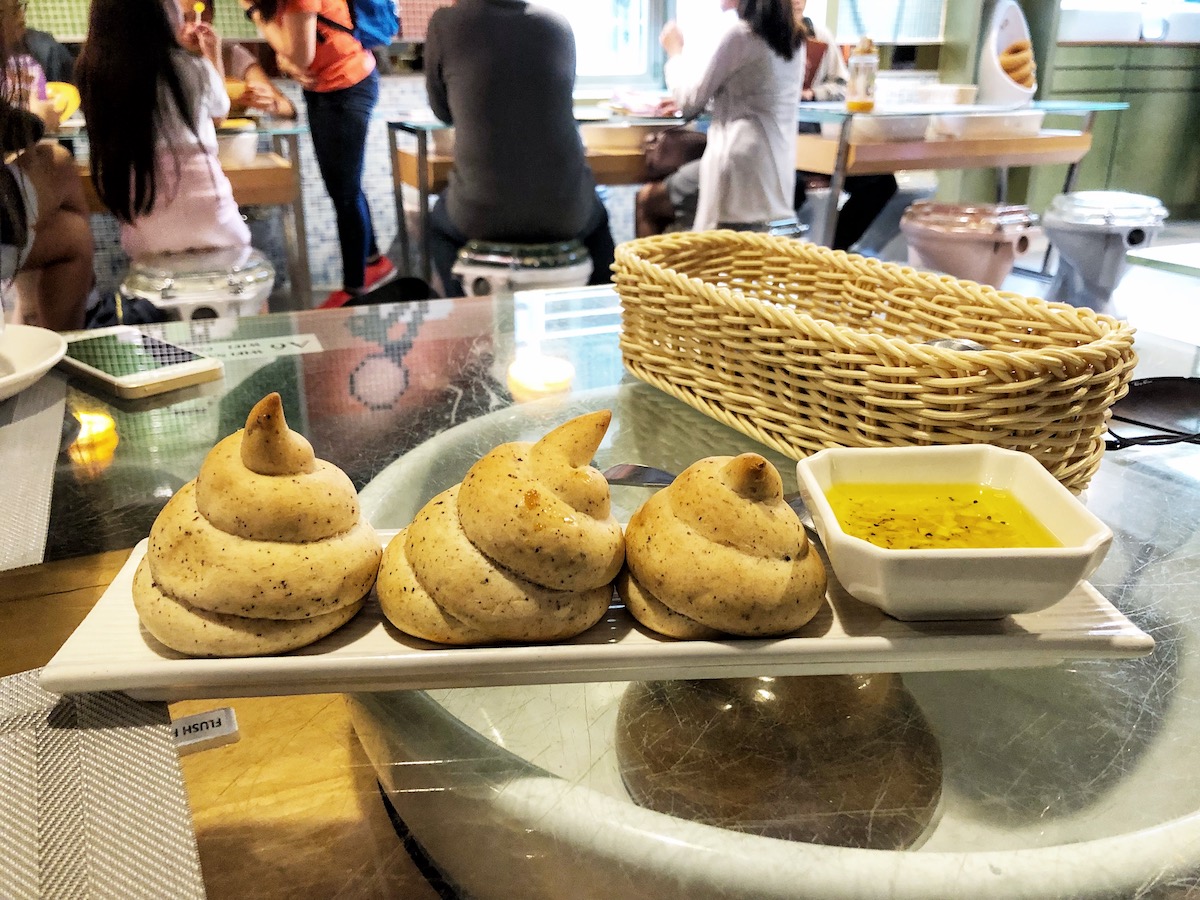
[340,288,1200,900]
[14,268,1200,898]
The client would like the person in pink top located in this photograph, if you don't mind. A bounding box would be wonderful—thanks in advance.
[241,0,395,307]
[75,0,251,261]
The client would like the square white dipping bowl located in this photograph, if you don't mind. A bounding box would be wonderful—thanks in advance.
[795,445,1113,621]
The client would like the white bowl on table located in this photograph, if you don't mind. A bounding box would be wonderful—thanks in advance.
[215,119,258,167]
[927,108,1045,140]
[579,122,671,151]
[820,112,932,143]
[795,444,1113,621]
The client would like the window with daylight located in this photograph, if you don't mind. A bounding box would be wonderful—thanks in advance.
[539,0,667,84]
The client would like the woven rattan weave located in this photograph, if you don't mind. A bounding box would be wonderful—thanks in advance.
[613,231,1138,491]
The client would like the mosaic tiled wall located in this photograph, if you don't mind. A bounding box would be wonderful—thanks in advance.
[396,0,452,41]
[27,0,448,42]
[27,0,257,40]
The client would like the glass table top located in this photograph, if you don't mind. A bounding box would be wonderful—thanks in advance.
[797,99,1129,124]
[50,115,308,140]
[24,266,1200,898]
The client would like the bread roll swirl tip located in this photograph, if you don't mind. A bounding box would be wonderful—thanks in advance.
[242,392,317,476]
[721,452,784,503]
[528,408,613,517]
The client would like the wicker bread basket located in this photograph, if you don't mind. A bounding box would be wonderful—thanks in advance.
[613,231,1138,492]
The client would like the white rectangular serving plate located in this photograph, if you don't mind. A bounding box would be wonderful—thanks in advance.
[40,532,1154,702]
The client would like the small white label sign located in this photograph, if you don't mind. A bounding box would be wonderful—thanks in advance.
[192,333,325,361]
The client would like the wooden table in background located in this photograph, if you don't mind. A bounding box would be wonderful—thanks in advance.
[75,154,299,214]
[797,100,1126,247]
[389,122,1097,279]
[793,129,1093,177]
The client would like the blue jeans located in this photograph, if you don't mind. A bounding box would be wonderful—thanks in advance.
[304,69,380,291]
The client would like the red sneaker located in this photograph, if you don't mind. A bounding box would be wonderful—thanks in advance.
[319,288,356,309]
[318,259,397,309]
[364,256,398,291]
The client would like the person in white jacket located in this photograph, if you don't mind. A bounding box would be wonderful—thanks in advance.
[635,0,800,235]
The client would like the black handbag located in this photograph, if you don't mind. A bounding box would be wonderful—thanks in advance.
[642,125,707,182]
[84,292,169,328]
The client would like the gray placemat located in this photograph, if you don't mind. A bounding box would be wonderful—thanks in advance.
[0,669,206,899]
[0,373,67,570]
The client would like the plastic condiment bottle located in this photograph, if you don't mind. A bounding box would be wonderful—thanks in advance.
[846,37,878,113]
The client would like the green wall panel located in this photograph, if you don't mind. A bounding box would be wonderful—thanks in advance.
[1023,92,1124,214]
[1008,28,1200,218]
[1053,46,1129,68]
[1125,45,1200,68]
[1108,87,1200,216]
[28,0,258,42]
[1122,67,1200,90]
[1052,68,1127,92]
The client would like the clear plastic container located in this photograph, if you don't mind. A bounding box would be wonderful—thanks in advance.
[902,201,1036,236]
[846,37,879,113]
[1045,191,1168,228]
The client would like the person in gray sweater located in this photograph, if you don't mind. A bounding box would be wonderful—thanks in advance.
[423,0,614,297]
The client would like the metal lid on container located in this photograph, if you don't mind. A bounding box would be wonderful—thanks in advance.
[900,201,1037,236]
[121,247,275,302]
[1046,191,1168,227]
[458,239,589,269]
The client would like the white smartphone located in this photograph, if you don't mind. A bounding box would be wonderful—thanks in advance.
[58,325,224,399]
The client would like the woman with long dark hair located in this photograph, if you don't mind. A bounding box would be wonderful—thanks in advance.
[240,0,393,307]
[658,0,802,232]
[76,0,249,260]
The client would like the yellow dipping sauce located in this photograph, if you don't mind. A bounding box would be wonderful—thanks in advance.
[825,482,1061,550]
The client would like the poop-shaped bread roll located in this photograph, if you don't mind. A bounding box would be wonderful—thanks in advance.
[620,454,827,638]
[377,410,624,645]
[133,393,381,656]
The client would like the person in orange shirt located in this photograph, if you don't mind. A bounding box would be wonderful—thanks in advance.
[175,0,297,119]
[241,0,395,307]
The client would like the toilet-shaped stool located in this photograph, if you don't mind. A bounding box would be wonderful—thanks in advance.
[121,246,276,321]
[900,201,1038,288]
[451,240,593,297]
[1042,191,1167,310]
